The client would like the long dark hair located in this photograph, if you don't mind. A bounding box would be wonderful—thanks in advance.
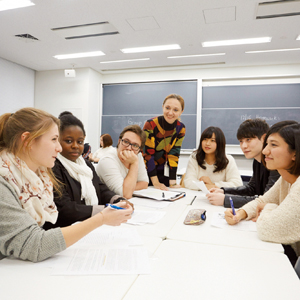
[195,126,228,173]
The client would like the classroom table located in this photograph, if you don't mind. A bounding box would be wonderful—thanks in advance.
[167,190,284,253]
[123,239,300,300]
[0,235,162,300]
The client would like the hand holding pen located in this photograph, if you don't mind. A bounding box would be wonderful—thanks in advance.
[101,203,133,226]
[224,200,247,226]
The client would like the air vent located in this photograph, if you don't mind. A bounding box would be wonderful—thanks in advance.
[15,33,39,41]
[257,0,300,19]
[51,21,119,40]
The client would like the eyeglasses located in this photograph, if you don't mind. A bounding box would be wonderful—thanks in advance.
[121,139,141,151]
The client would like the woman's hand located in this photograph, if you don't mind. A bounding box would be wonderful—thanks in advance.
[101,203,133,226]
[153,183,169,191]
[206,192,225,206]
[209,188,224,194]
[224,208,247,225]
[252,203,267,222]
[199,176,213,185]
[169,180,182,189]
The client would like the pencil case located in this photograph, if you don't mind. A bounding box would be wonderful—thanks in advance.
[183,209,206,225]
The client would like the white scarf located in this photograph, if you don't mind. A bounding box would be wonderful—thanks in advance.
[0,151,58,226]
[56,153,98,205]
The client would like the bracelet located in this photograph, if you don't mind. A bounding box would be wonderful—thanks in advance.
[170,183,177,187]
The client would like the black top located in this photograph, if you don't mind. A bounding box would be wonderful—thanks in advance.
[44,159,117,229]
[222,159,280,208]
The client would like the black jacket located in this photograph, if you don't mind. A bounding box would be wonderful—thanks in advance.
[222,159,280,208]
[44,159,117,229]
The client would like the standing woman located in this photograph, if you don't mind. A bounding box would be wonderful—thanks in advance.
[143,94,185,190]
[184,126,242,190]
[225,122,300,265]
[89,133,115,163]
[0,108,132,262]
[44,111,128,229]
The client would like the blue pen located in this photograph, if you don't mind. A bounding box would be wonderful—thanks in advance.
[229,197,236,216]
[107,204,125,210]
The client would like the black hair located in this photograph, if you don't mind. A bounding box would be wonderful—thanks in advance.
[195,126,229,173]
[262,121,300,175]
[58,111,86,136]
[236,118,269,140]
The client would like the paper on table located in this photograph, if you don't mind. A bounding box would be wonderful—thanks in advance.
[126,210,166,225]
[129,197,172,209]
[52,247,150,275]
[211,212,257,232]
[74,226,143,247]
[192,180,210,194]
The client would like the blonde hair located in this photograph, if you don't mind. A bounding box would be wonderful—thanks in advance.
[0,107,60,191]
[163,94,185,111]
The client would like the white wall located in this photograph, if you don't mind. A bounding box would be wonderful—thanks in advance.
[35,68,103,151]
[35,63,300,174]
[0,57,34,113]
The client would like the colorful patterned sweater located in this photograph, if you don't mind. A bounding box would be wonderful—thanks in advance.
[143,115,185,180]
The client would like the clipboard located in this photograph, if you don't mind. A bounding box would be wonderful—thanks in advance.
[132,189,186,201]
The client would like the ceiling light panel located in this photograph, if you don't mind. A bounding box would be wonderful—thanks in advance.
[0,0,34,12]
[54,51,105,59]
[168,53,225,58]
[121,44,181,53]
[246,48,300,54]
[100,58,150,64]
[202,37,271,47]
[51,22,119,40]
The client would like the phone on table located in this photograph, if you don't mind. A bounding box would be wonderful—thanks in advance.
[184,209,206,225]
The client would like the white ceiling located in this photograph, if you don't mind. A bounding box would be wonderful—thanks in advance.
[0,0,300,74]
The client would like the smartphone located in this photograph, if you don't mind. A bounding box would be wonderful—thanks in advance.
[183,209,206,225]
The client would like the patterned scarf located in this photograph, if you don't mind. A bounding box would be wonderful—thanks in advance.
[0,151,58,226]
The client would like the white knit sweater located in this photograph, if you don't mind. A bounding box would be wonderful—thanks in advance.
[242,176,300,256]
[184,153,243,190]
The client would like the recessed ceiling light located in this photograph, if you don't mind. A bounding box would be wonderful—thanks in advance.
[121,44,180,53]
[168,53,225,58]
[0,0,35,12]
[246,48,300,54]
[54,51,105,59]
[100,58,150,64]
[297,35,300,40]
[202,37,272,47]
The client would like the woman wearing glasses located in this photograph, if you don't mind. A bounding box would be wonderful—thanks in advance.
[44,111,129,229]
[96,125,149,199]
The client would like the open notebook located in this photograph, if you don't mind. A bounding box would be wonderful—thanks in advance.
[133,189,186,201]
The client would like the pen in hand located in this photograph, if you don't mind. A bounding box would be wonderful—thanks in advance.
[106,204,125,210]
[229,197,236,216]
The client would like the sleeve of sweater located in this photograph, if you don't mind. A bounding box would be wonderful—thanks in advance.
[0,179,66,262]
[184,154,200,190]
[143,119,158,177]
[254,178,300,245]
[96,156,125,196]
[167,122,185,180]
[137,153,149,183]
[214,155,243,188]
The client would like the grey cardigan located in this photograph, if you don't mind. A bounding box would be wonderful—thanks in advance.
[0,177,66,262]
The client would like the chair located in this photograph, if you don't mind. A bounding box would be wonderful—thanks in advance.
[179,173,186,188]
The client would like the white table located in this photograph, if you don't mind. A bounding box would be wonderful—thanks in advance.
[0,235,162,300]
[123,201,188,239]
[167,191,284,253]
[123,239,300,300]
